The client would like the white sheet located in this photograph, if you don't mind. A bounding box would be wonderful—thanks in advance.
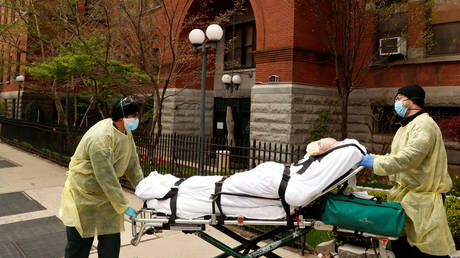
[135,139,366,219]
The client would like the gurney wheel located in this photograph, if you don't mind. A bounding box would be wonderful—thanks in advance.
[131,238,138,246]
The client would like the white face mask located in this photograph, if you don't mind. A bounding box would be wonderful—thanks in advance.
[123,117,139,131]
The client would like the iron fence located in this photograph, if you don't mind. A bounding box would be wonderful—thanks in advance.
[0,117,307,177]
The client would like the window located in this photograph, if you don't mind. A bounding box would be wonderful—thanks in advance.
[15,51,20,75]
[431,22,460,54]
[374,1,408,61]
[430,0,460,55]
[224,22,256,70]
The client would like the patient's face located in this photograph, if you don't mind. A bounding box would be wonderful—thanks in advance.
[306,138,338,156]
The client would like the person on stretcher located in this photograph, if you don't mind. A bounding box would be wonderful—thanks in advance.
[135,138,366,219]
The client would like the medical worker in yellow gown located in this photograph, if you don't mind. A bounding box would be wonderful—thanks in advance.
[360,84,455,258]
[59,96,144,258]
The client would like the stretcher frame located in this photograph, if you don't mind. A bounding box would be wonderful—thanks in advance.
[130,166,397,257]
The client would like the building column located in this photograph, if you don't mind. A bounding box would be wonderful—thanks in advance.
[250,83,340,145]
[161,88,214,136]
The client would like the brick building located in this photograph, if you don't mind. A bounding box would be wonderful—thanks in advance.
[1,0,459,165]
[156,0,460,167]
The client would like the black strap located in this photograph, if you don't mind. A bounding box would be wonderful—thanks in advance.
[313,143,366,158]
[158,178,185,200]
[295,156,315,175]
[278,166,294,228]
[158,178,185,224]
[294,143,366,175]
[212,176,228,224]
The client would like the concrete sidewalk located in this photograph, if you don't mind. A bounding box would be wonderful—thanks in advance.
[0,141,306,258]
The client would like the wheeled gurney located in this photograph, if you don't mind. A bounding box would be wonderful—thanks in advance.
[130,165,397,258]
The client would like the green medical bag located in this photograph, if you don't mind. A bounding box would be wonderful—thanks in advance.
[320,193,405,237]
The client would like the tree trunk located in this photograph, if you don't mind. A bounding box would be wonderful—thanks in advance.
[52,80,68,127]
[339,84,351,140]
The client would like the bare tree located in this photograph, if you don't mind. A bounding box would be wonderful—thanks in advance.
[306,0,376,139]
[108,0,246,144]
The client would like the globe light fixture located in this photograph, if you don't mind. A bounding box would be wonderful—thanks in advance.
[221,74,232,84]
[231,74,241,85]
[205,24,223,42]
[222,73,241,92]
[188,29,205,46]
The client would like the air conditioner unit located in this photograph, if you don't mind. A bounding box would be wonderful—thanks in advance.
[379,37,407,56]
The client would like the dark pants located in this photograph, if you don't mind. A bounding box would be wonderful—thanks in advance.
[65,227,120,258]
[392,237,450,258]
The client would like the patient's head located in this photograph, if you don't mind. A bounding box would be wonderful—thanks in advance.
[306,137,338,156]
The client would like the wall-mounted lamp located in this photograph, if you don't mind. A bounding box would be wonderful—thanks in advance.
[222,73,241,92]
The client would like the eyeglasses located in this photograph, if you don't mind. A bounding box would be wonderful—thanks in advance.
[394,94,409,102]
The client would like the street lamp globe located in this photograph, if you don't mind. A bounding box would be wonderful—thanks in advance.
[221,74,232,84]
[206,24,223,42]
[189,29,205,46]
[231,74,241,85]
[15,75,25,82]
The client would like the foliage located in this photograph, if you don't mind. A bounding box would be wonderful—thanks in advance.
[446,196,460,249]
[139,96,155,132]
[0,100,7,116]
[24,100,43,122]
[20,141,33,150]
[304,229,333,251]
[306,112,335,143]
[375,0,409,39]
[356,168,393,189]
[369,106,398,135]
[24,37,150,125]
[368,191,389,202]
[449,175,460,197]
[438,116,460,142]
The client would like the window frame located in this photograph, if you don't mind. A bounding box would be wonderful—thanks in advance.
[224,21,256,70]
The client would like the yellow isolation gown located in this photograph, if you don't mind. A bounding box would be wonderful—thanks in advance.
[373,113,455,256]
[59,118,144,238]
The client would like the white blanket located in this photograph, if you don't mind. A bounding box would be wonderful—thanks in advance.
[135,139,366,219]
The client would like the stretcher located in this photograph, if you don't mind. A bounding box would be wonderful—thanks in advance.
[130,166,397,258]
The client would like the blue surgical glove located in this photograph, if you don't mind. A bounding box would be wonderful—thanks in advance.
[124,207,137,219]
[359,154,374,170]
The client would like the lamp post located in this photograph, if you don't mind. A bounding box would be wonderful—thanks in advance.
[15,75,24,119]
[189,24,223,174]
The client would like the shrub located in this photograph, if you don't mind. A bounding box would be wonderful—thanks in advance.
[438,115,460,142]
[24,100,43,122]
[446,196,460,249]
[20,141,33,150]
[305,229,333,251]
[0,100,7,116]
[306,112,336,143]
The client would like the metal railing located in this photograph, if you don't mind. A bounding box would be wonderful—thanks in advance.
[0,117,307,177]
